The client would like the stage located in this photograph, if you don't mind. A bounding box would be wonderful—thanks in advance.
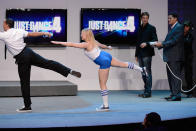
[0,90,196,130]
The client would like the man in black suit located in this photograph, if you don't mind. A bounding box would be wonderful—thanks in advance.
[135,12,158,98]
[155,13,184,101]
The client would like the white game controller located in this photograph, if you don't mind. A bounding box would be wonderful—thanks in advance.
[149,42,157,47]
[43,32,53,38]
[108,45,112,50]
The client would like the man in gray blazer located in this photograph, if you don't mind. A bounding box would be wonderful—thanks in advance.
[155,13,184,101]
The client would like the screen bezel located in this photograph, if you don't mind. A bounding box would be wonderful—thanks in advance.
[6,8,67,47]
[80,8,141,47]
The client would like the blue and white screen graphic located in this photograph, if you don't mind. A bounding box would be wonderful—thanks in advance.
[81,8,141,46]
[6,9,67,47]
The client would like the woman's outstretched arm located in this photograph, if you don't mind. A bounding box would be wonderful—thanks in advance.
[51,41,88,49]
[95,40,112,50]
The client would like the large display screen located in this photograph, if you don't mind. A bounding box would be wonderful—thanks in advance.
[6,9,67,47]
[81,8,141,46]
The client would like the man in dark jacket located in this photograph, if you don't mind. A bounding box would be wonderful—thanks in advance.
[155,13,184,101]
[135,12,158,98]
[183,20,195,97]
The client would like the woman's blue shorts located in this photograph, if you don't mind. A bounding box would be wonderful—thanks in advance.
[94,51,112,69]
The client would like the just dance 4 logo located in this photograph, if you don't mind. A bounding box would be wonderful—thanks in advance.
[88,16,135,32]
[14,16,62,33]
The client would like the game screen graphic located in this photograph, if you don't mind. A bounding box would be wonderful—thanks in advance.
[6,9,67,47]
[81,8,141,46]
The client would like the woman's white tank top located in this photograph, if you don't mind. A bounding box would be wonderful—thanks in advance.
[84,47,101,60]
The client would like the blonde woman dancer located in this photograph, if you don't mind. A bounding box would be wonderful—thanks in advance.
[51,29,147,111]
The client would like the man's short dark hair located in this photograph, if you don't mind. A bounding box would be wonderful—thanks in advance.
[168,12,178,20]
[184,20,193,27]
[145,112,161,127]
[5,18,14,28]
[141,12,149,18]
[184,20,194,31]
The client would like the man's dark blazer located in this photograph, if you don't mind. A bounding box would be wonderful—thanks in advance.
[161,22,184,62]
[135,23,158,58]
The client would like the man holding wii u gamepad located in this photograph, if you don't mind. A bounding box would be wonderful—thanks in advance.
[135,12,158,98]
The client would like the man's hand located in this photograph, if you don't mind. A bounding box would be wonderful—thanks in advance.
[51,41,61,45]
[154,42,163,48]
[135,57,138,62]
[44,32,52,38]
[140,43,147,48]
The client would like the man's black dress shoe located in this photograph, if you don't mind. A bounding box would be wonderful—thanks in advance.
[138,93,151,98]
[138,93,144,97]
[164,95,173,100]
[166,96,181,101]
[142,93,151,98]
